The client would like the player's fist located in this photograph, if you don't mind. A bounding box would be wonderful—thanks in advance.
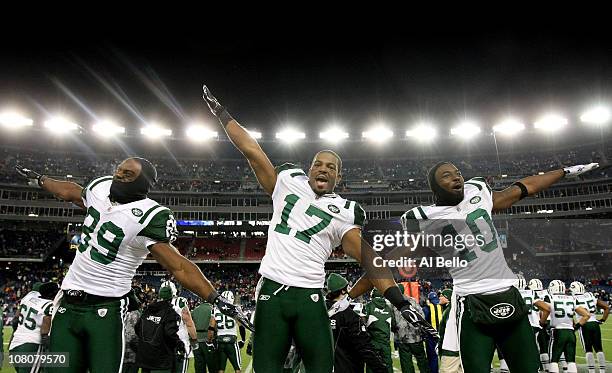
[15,165,43,187]
[202,85,225,117]
[214,295,255,332]
[563,163,599,178]
[246,342,253,356]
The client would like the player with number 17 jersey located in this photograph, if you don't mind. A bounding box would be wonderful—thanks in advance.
[260,163,365,288]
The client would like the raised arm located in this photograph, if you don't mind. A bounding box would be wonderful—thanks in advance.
[492,163,599,212]
[596,298,609,323]
[202,85,277,195]
[15,166,85,209]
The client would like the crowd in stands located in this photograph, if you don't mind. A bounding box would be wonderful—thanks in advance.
[0,144,609,193]
[0,227,64,258]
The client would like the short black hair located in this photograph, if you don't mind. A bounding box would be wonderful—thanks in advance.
[311,150,342,172]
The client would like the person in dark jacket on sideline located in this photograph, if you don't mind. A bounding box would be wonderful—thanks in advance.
[136,286,182,373]
[326,273,388,373]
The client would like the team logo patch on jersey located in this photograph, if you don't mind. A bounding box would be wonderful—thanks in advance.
[489,303,515,319]
[97,308,108,317]
[310,294,320,302]
[57,307,66,314]
[131,208,143,217]
[258,295,270,301]
[327,204,340,214]
[470,196,481,204]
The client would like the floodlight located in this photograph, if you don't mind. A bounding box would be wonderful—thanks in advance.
[0,112,33,129]
[534,114,567,132]
[92,120,125,137]
[319,126,349,142]
[450,121,481,139]
[275,128,305,143]
[44,116,79,133]
[406,123,437,142]
[363,124,393,142]
[493,118,525,136]
[580,106,610,125]
[141,123,172,138]
[186,124,218,141]
[246,129,262,139]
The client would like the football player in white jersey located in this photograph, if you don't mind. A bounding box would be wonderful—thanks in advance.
[530,278,553,370]
[570,281,609,373]
[537,280,591,373]
[9,282,59,373]
[161,281,198,373]
[395,161,598,372]
[211,291,247,372]
[16,158,252,373]
[202,85,436,372]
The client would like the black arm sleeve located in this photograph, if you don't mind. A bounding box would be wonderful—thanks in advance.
[343,312,388,373]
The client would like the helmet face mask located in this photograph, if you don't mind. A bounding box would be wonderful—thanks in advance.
[529,279,543,291]
[222,290,235,304]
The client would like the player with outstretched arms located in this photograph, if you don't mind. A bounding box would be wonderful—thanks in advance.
[395,161,598,372]
[202,85,438,372]
[15,157,252,373]
[569,281,609,373]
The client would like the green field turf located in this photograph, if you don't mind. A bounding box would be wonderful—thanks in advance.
[3,323,611,372]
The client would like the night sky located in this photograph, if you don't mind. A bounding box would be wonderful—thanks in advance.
[2,26,611,136]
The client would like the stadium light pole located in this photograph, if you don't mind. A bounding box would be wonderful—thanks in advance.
[492,118,525,136]
[0,111,33,130]
[44,116,79,134]
[580,106,610,126]
[186,124,218,142]
[92,120,125,138]
[534,114,567,132]
[319,126,349,143]
[141,123,172,139]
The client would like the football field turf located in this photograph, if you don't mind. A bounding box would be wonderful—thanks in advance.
[3,323,612,372]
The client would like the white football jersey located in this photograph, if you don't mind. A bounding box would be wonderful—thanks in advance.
[62,177,178,297]
[260,164,364,288]
[9,291,53,349]
[401,177,516,296]
[574,292,598,323]
[171,297,190,351]
[519,288,541,328]
[548,294,580,330]
[214,307,238,337]
[535,290,552,321]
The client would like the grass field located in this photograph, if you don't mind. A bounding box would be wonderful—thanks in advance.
[3,324,611,372]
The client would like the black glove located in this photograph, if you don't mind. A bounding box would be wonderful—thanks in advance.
[397,302,439,341]
[15,165,44,187]
[574,323,583,331]
[41,334,50,350]
[597,319,606,324]
[246,342,253,355]
[212,295,255,332]
[190,339,199,351]
[202,85,233,124]
[127,288,142,312]
[238,340,245,349]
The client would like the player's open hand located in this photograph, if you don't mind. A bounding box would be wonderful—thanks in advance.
[215,295,255,332]
[563,162,599,177]
[202,85,225,117]
[398,301,439,341]
[15,165,43,187]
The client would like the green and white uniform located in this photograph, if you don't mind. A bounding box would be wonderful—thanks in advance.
[9,291,53,373]
[574,292,603,353]
[520,288,542,329]
[214,307,242,371]
[548,294,580,364]
[401,177,539,372]
[171,296,190,373]
[364,297,394,373]
[49,176,178,373]
[254,164,365,372]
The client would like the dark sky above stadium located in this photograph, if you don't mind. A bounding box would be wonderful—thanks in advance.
[2,26,611,134]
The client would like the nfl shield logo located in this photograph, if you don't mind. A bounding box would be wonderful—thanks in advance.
[98,308,108,317]
[310,294,319,302]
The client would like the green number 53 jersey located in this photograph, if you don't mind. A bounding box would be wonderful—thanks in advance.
[62,177,178,297]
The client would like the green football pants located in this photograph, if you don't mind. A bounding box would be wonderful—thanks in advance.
[193,342,219,373]
[217,341,241,371]
[367,340,392,373]
[47,296,129,373]
[253,277,333,372]
[549,328,577,363]
[578,321,603,353]
[457,296,540,372]
[397,342,430,373]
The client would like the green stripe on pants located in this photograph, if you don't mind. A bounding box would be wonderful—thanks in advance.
[253,277,333,372]
[48,297,127,373]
